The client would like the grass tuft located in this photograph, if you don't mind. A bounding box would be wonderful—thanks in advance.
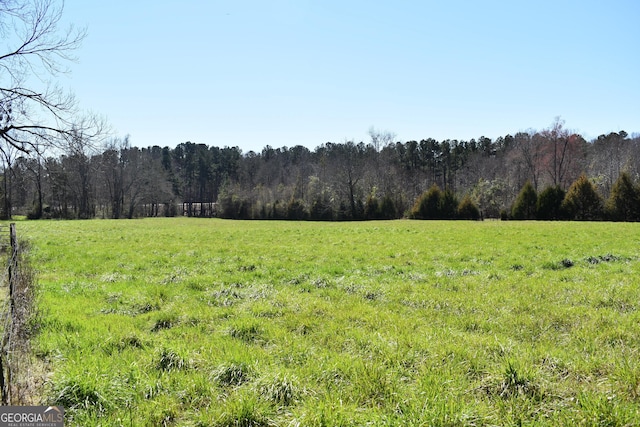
[151,313,179,332]
[480,361,543,400]
[228,322,263,343]
[212,362,254,387]
[214,392,270,427]
[52,379,109,414]
[104,334,145,354]
[209,288,244,307]
[255,373,302,406]
[156,348,189,372]
[542,258,575,270]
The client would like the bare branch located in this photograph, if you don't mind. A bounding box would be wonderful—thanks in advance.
[0,0,86,76]
[0,0,93,154]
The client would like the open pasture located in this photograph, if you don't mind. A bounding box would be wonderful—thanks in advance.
[15,218,640,425]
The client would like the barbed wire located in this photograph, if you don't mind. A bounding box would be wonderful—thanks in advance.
[0,224,35,405]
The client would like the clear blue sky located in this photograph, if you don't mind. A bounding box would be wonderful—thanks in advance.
[61,0,640,152]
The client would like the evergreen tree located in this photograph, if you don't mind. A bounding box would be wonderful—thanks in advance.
[605,172,640,221]
[537,185,566,220]
[511,181,537,220]
[410,184,442,219]
[379,194,397,219]
[364,193,381,219]
[410,185,459,219]
[440,189,459,219]
[457,195,480,220]
[562,174,603,220]
[310,194,334,220]
[286,198,308,220]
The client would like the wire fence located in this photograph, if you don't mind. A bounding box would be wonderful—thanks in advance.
[0,223,36,405]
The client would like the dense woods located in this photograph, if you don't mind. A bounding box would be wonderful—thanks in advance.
[3,120,639,221]
[1,2,638,223]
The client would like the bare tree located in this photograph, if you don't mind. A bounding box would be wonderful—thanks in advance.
[368,126,395,153]
[0,0,95,153]
[326,141,367,219]
[0,142,18,218]
[368,126,396,195]
[66,129,94,218]
[139,146,174,217]
[542,117,583,189]
[513,131,544,190]
[22,153,44,217]
[589,131,632,198]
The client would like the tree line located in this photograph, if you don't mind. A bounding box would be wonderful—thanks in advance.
[2,120,639,221]
[1,2,638,223]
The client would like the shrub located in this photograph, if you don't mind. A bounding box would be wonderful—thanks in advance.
[379,194,397,219]
[410,185,458,219]
[511,181,537,220]
[218,192,251,219]
[537,185,566,220]
[410,184,442,219]
[270,200,285,219]
[309,195,334,220]
[440,189,459,219]
[27,209,43,220]
[605,172,640,221]
[471,178,508,218]
[457,195,480,220]
[562,174,603,220]
[286,198,308,220]
[364,194,380,219]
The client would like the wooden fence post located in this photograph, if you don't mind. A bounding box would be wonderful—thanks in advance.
[0,350,5,404]
[1,223,17,404]
[9,223,17,315]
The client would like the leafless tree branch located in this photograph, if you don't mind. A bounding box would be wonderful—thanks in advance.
[0,0,94,154]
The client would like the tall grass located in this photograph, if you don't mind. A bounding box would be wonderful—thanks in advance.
[11,218,640,425]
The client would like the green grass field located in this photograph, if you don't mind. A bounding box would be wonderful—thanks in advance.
[11,218,640,426]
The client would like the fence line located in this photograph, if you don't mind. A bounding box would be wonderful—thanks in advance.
[0,223,26,405]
